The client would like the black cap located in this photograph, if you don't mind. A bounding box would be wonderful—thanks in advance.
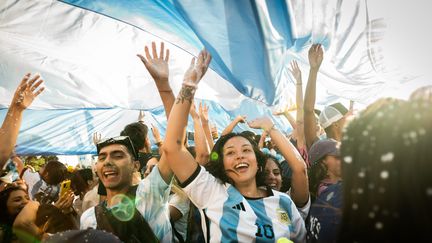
[96,136,138,159]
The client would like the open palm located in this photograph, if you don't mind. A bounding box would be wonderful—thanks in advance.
[183,49,212,87]
[138,42,169,82]
[12,73,44,110]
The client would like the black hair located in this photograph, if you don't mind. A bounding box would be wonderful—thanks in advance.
[120,122,149,152]
[0,185,27,224]
[205,133,266,187]
[0,185,28,242]
[339,98,432,242]
[96,136,137,160]
[240,131,257,145]
[263,154,286,191]
[43,160,68,185]
[70,169,93,196]
[36,204,78,234]
[308,156,329,201]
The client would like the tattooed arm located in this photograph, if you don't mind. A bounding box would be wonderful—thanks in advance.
[163,50,212,183]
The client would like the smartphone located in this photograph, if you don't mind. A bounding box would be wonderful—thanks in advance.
[59,179,71,197]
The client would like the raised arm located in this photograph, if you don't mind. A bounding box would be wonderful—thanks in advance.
[190,103,210,165]
[258,130,267,150]
[304,44,323,149]
[0,73,44,168]
[249,117,309,207]
[199,102,215,149]
[138,42,174,118]
[221,115,246,136]
[273,104,296,129]
[151,124,163,155]
[291,60,306,149]
[163,50,212,183]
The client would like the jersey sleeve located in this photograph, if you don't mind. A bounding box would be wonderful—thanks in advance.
[181,165,227,209]
[135,164,172,242]
[169,193,190,217]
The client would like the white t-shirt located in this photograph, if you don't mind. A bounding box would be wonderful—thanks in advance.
[182,166,306,243]
[80,165,172,242]
[81,184,100,213]
[22,169,59,201]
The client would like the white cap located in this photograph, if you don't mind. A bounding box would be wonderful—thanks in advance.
[319,106,344,129]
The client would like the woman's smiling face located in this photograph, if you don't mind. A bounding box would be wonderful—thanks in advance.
[222,136,259,186]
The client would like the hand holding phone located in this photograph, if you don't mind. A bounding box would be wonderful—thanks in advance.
[59,179,71,197]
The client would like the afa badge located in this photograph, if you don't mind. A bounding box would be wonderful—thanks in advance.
[277,208,291,226]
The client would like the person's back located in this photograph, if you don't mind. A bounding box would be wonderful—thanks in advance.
[339,98,432,242]
[23,160,67,204]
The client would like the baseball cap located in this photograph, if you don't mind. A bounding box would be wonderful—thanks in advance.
[318,102,348,129]
[308,139,340,166]
[96,136,138,159]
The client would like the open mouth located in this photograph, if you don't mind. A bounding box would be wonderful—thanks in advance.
[234,162,249,172]
[268,183,277,188]
[103,170,119,180]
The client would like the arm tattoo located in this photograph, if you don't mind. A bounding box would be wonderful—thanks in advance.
[176,86,195,104]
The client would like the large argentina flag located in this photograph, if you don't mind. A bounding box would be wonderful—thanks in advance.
[0,0,430,155]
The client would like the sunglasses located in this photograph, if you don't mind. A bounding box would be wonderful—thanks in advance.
[96,136,137,159]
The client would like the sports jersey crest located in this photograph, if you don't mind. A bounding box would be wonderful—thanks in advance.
[277,208,291,226]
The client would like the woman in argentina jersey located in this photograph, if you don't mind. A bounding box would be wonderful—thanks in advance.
[163,50,306,242]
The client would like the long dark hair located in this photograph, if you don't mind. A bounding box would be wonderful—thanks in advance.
[339,98,432,242]
[263,154,287,191]
[0,185,28,242]
[308,158,329,201]
[205,133,267,187]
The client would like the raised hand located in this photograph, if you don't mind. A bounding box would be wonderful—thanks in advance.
[248,116,275,132]
[190,102,200,120]
[199,102,209,123]
[183,49,212,88]
[92,132,102,145]
[308,44,323,69]
[11,73,44,111]
[54,190,75,210]
[235,115,247,123]
[151,124,162,143]
[137,42,171,90]
[290,60,302,83]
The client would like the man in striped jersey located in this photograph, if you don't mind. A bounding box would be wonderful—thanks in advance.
[80,136,172,242]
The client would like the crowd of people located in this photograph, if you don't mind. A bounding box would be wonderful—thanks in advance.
[0,42,431,243]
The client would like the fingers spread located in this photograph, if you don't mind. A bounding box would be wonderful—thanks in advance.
[20,73,31,86]
[165,49,170,62]
[151,41,158,59]
[137,54,147,64]
[159,42,165,59]
[34,87,45,97]
[31,80,43,91]
[190,57,196,66]
[144,45,152,61]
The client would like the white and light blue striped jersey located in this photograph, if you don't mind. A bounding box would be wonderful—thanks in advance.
[181,166,306,243]
[80,165,172,242]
